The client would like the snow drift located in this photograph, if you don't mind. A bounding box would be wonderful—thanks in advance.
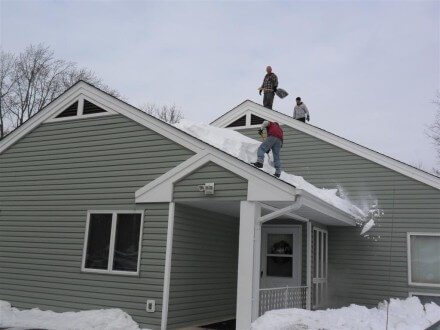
[175,120,366,220]
[0,300,142,330]
[251,297,440,330]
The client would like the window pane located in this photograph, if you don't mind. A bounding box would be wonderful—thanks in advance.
[411,235,440,284]
[113,214,142,272]
[85,214,112,269]
[267,256,293,277]
[267,234,293,255]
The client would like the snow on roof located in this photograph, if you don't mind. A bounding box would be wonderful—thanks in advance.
[174,120,366,220]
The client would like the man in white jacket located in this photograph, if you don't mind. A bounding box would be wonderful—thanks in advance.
[293,97,310,123]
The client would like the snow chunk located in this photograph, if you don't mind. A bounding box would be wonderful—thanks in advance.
[0,300,143,330]
[251,297,440,330]
[175,120,365,219]
[360,219,375,235]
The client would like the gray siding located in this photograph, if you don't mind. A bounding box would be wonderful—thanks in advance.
[0,114,194,329]
[239,125,440,307]
[167,204,239,329]
[173,162,248,201]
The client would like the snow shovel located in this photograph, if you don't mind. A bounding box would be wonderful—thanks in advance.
[275,88,289,99]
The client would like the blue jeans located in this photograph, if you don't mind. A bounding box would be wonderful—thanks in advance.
[257,136,282,175]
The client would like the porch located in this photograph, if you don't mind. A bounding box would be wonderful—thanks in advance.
[172,189,355,329]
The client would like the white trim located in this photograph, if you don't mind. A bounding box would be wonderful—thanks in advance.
[407,232,440,288]
[211,100,440,190]
[409,292,440,298]
[81,210,144,276]
[45,93,117,123]
[306,221,312,310]
[135,151,298,203]
[0,82,204,155]
[237,201,261,329]
[77,96,85,116]
[161,202,175,330]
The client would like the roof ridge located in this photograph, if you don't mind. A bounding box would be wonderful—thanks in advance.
[210,99,440,188]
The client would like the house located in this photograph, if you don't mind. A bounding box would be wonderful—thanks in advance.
[0,81,439,330]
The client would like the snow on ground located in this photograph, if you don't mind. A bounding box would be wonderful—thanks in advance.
[175,120,366,220]
[251,297,440,330]
[0,300,144,330]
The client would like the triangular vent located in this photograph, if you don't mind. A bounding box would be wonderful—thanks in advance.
[83,100,107,115]
[56,101,78,118]
[251,114,265,125]
[227,115,246,128]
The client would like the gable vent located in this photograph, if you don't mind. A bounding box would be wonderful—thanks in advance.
[227,115,246,128]
[56,101,78,118]
[83,100,107,115]
[251,114,265,125]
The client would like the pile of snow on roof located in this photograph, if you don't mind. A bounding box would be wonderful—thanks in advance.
[175,120,365,220]
[251,297,440,330]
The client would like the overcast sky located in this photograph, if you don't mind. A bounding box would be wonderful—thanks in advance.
[1,0,439,171]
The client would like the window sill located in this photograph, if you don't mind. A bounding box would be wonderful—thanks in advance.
[81,267,140,277]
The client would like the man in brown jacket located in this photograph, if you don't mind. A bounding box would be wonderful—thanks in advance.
[258,66,278,110]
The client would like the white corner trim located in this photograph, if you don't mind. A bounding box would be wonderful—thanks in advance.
[135,151,297,204]
[211,100,440,190]
[407,232,440,288]
[161,202,175,330]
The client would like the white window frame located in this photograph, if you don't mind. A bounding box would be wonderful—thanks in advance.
[409,292,440,298]
[81,210,144,276]
[46,96,115,123]
[407,232,440,287]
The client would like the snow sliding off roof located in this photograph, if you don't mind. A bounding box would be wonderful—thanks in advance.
[174,120,366,223]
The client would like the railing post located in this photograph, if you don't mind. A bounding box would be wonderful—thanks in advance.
[284,286,288,308]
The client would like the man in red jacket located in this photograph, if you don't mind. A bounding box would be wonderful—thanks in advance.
[251,120,283,178]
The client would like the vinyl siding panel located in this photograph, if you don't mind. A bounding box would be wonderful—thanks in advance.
[173,162,248,201]
[0,114,194,329]
[238,125,440,307]
[167,204,239,329]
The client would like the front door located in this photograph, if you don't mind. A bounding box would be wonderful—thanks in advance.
[261,225,301,288]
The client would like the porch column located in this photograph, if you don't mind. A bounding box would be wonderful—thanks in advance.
[236,201,261,330]
[306,221,312,310]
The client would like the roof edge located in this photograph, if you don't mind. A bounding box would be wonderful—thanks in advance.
[210,99,440,190]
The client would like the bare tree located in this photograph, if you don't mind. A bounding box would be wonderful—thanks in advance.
[0,44,120,138]
[428,92,440,175]
[0,51,17,138]
[139,103,184,124]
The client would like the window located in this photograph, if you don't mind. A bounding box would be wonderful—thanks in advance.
[251,114,265,125]
[56,101,78,118]
[266,233,293,277]
[82,211,143,275]
[407,233,440,287]
[226,115,246,128]
[83,100,107,115]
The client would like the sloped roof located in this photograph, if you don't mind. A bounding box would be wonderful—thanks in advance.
[210,100,440,190]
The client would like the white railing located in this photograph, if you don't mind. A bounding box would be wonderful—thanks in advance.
[259,286,308,316]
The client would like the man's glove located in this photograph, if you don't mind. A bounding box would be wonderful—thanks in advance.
[259,89,262,95]
[258,129,263,136]
[306,115,310,122]
[273,86,277,92]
